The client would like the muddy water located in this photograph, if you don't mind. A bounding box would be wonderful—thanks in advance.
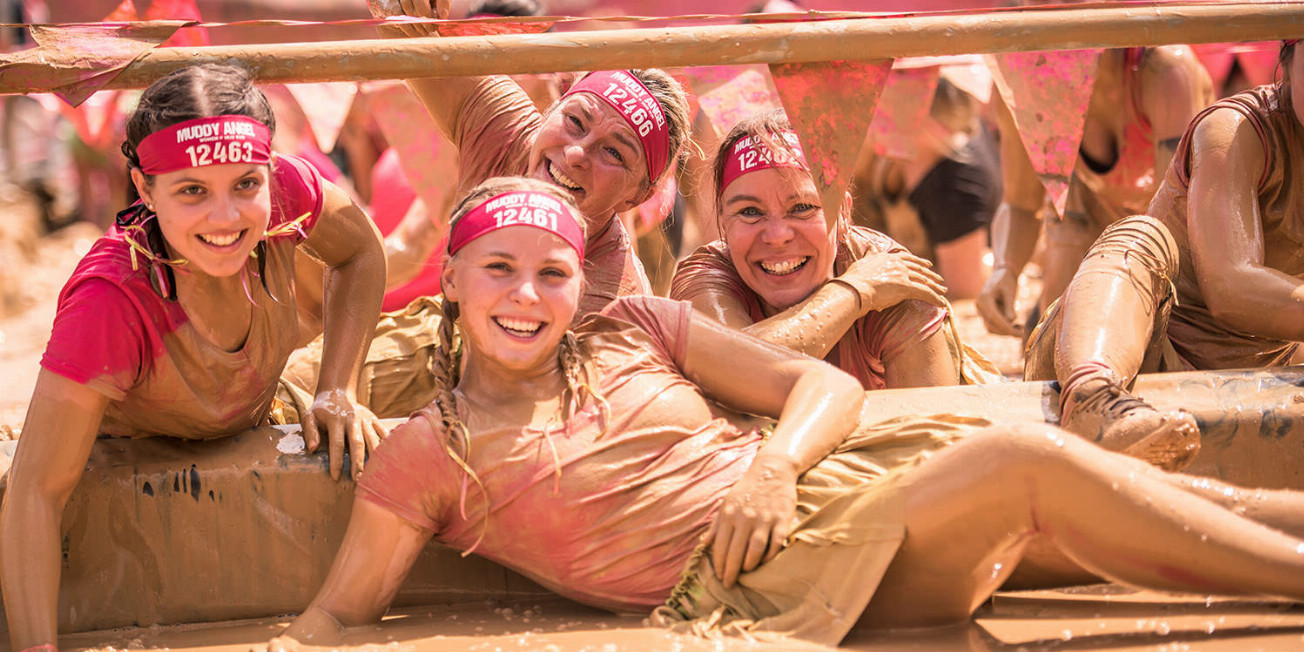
[46,588,1304,651]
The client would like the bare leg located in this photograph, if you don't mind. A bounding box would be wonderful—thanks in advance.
[858,424,1304,629]
[1049,216,1199,469]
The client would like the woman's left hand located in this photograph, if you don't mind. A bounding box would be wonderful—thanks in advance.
[302,388,388,481]
[704,456,799,589]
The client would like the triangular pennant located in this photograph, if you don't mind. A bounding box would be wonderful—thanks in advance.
[103,0,139,21]
[435,20,554,37]
[10,23,181,106]
[1192,42,1236,92]
[1237,42,1279,88]
[768,59,893,225]
[938,59,992,105]
[696,68,779,141]
[365,82,459,222]
[284,83,359,154]
[988,48,1102,216]
[144,0,209,48]
[870,66,940,160]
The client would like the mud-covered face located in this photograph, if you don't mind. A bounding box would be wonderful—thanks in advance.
[719,167,836,315]
[442,225,583,376]
[133,163,272,279]
[529,93,651,226]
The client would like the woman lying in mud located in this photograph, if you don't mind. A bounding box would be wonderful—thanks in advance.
[1023,39,1304,472]
[271,177,1304,649]
[669,111,997,389]
[1,63,385,652]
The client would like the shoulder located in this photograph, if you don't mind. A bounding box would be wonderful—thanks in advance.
[668,240,743,297]
[841,225,905,260]
[1137,45,1213,110]
[270,154,327,232]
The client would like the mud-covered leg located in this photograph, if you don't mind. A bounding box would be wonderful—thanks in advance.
[857,424,1304,629]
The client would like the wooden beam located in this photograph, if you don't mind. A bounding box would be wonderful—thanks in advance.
[7,1,1304,94]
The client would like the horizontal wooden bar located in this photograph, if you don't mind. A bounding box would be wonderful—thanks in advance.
[6,2,1304,94]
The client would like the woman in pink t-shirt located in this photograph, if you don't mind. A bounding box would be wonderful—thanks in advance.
[1,64,387,652]
[271,178,1304,648]
[671,111,994,390]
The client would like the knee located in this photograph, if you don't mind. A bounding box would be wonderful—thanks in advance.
[1093,215,1180,279]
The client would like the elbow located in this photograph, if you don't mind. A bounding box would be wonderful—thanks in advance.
[801,360,864,414]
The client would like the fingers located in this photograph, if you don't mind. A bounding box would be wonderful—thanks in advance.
[716,518,751,588]
[976,289,1022,337]
[302,412,320,453]
[348,418,367,480]
[710,511,784,589]
[328,416,345,481]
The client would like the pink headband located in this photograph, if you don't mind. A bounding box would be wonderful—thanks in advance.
[136,115,272,175]
[719,130,809,195]
[563,70,671,181]
[448,190,585,260]
[1287,39,1300,47]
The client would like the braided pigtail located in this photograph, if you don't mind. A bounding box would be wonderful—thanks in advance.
[557,331,610,437]
[431,298,491,556]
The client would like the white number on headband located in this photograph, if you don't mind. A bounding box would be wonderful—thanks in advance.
[184,142,256,168]
[494,207,558,231]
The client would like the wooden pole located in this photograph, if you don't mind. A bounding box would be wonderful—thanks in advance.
[9,1,1304,93]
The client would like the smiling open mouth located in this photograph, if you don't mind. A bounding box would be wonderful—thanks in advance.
[759,257,810,276]
[494,316,544,337]
[548,162,583,192]
[197,230,247,248]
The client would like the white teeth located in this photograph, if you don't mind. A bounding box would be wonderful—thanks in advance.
[760,257,809,276]
[199,231,242,247]
[549,162,582,191]
[495,317,543,335]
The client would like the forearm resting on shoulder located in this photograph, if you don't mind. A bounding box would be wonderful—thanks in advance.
[741,282,866,358]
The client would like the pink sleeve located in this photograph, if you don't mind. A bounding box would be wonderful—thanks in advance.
[270,154,326,242]
[454,76,541,197]
[599,296,694,369]
[356,409,452,533]
[859,300,947,368]
[40,279,153,401]
[668,241,763,321]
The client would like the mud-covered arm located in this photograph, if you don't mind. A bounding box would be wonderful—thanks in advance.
[1187,109,1304,341]
[1142,46,1213,181]
[978,94,1044,337]
[679,311,863,587]
[1,371,109,652]
[383,198,440,289]
[299,180,388,480]
[270,499,433,648]
[883,327,958,388]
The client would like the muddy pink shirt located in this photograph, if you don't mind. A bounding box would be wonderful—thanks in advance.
[668,226,946,390]
[41,154,324,438]
[454,76,652,318]
[358,296,766,612]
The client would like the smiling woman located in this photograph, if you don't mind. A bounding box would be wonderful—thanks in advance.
[0,63,387,652]
[670,111,998,390]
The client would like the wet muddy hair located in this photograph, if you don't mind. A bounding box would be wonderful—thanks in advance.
[434,177,609,551]
[122,63,276,179]
[1280,40,1298,87]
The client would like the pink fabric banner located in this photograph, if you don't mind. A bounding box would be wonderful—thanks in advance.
[871,66,941,160]
[988,48,1102,216]
[694,67,779,140]
[768,59,893,223]
[1,22,180,106]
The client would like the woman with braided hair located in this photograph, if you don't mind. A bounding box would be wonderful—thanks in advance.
[1,63,387,652]
[273,176,1304,649]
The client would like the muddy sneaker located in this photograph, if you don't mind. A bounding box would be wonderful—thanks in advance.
[1060,378,1201,472]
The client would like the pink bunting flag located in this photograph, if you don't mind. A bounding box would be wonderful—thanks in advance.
[144,0,210,48]
[364,82,460,224]
[695,67,779,141]
[988,48,1102,216]
[4,22,181,107]
[1191,43,1237,91]
[870,66,941,160]
[284,83,360,153]
[1237,42,1280,88]
[768,59,893,223]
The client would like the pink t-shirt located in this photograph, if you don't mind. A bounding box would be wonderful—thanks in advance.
[454,76,652,318]
[41,154,324,438]
[668,226,946,390]
[357,296,767,612]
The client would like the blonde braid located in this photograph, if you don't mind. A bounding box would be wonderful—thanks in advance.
[558,331,610,436]
[431,298,490,556]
